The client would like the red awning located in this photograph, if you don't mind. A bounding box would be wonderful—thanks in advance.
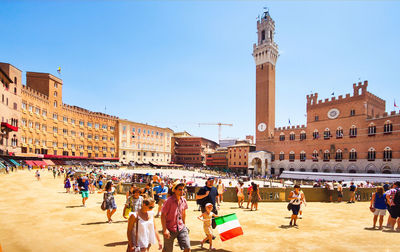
[1,122,18,132]
[24,160,36,166]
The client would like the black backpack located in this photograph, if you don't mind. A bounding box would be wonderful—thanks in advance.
[394,188,400,206]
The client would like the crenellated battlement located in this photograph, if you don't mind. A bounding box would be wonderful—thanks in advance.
[62,103,118,120]
[21,84,49,101]
[353,80,368,96]
[366,110,400,121]
[306,93,318,105]
[305,80,386,109]
[365,91,385,106]
[275,124,306,132]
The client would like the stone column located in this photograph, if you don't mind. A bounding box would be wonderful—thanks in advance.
[261,159,266,177]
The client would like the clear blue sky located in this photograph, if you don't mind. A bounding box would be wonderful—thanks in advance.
[1,1,399,142]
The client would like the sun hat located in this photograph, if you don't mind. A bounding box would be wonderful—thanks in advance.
[171,180,186,192]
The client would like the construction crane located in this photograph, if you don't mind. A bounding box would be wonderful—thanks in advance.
[198,122,233,143]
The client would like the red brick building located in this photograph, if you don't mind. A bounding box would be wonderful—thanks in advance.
[206,148,228,168]
[250,10,400,176]
[172,134,219,167]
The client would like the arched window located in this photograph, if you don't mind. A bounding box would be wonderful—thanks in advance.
[299,151,306,162]
[54,100,57,108]
[312,150,318,161]
[271,152,275,161]
[383,147,392,161]
[300,130,306,141]
[349,148,357,161]
[323,150,330,161]
[324,128,331,139]
[289,151,295,161]
[368,147,376,161]
[384,120,393,134]
[368,123,376,136]
[313,129,319,139]
[349,125,357,138]
[279,132,285,141]
[335,149,343,161]
[289,132,295,141]
[279,151,285,161]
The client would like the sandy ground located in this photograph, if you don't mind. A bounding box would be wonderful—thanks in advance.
[0,170,399,252]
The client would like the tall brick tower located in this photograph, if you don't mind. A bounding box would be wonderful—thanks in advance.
[253,10,279,149]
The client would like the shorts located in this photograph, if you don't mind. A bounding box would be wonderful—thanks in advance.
[388,206,400,219]
[81,190,89,198]
[338,192,343,198]
[373,209,386,216]
[163,226,191,252]
[291,204,300,215]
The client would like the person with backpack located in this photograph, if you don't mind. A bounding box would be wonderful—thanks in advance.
[196,178,218,229]
[369,186,387,229]
[385,181,400,231]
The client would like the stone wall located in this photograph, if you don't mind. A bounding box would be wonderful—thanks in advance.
[116,183,375,202]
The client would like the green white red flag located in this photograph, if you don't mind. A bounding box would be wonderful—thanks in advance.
[215,213,243,241]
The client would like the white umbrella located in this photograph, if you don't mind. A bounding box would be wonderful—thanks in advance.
[284,180,294,185]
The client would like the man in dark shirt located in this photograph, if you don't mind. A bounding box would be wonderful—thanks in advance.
[196,178,218,228]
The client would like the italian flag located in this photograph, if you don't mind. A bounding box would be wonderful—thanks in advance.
[215,213,243,241]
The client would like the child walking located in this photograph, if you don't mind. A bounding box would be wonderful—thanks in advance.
[198,203,218,251]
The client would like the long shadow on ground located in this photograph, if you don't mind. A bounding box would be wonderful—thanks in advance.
[104,241,128,247]
[82,220,127,225]
[66,205,82,208]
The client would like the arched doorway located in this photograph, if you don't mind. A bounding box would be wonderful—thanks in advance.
[382,165,391,174]
[367,170,375,174]
[300,168,306,172]
[289,168,295,171]
[312,169,318,172]
[271,167,275,175]
[349,170,356,173]
[251,158,262,175]
[279,168,285,174]
[335,169,343,173]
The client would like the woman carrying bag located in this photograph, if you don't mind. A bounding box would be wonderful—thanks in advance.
[127,198,162,252]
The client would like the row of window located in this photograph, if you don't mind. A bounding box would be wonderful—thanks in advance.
[22,102,115,130]
[21,137,115,151]
[229,161,247,166]
[279,122,394,141]
[274,147,393,162]
[122,151,170,157]
[122,125,168,137]
[229,154,247,159]
[121,142,165,151]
